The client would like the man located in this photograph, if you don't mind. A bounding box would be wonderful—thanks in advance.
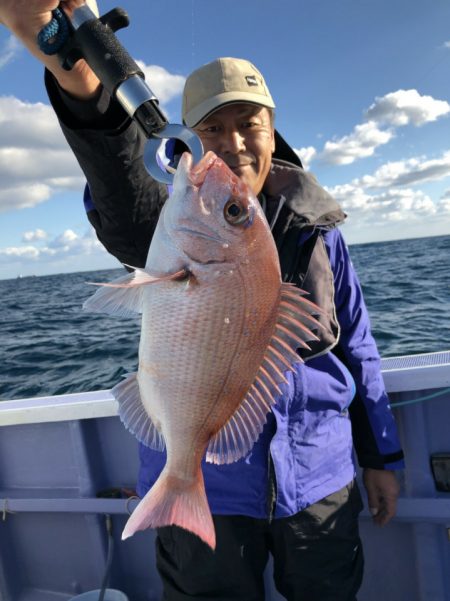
[1,3,404,600]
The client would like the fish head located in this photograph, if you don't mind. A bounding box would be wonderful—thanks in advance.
[165,151,274,266]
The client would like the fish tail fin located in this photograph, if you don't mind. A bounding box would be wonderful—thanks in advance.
[121,468,215,550]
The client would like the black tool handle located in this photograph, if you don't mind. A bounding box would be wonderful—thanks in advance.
[59,8,137,93]
[58,6,168,136]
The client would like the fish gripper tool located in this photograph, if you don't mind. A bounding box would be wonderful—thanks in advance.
[51,3,203,184]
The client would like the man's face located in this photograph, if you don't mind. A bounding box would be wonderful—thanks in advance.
[193,103,275,196]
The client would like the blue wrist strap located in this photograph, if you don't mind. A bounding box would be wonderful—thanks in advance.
[37,8,70,55]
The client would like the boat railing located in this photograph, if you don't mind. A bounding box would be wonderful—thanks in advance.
[1,350,449,601]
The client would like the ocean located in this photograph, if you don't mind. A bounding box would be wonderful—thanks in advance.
[1,234,449,402]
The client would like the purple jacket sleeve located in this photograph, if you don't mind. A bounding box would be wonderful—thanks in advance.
[324,228,405,470]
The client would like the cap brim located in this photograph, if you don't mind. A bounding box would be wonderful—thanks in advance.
[184,92,276,128]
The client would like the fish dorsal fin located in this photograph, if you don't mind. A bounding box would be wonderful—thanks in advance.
[112,372,166,451]
[83,267,188,317]
[206,283,321,465]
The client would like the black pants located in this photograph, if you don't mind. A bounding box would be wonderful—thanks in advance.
[155,480,364,601]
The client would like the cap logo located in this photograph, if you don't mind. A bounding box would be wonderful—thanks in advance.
[245,75,259,87]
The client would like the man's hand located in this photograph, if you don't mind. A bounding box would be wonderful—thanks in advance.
[0,0,100,98]
[362,468,400,527]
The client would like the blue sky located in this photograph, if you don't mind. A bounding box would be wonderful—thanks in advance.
[1,0,449,279]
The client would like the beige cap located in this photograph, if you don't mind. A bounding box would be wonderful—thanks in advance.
[182,57,276,127]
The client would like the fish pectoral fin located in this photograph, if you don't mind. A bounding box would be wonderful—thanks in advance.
[119,265,189,287]
[112,372,165,452]
[83,268,188,317]
[206,283,323,466]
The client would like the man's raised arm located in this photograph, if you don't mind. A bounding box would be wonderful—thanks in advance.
[0,0,100,98]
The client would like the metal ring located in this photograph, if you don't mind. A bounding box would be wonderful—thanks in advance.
[143,124,204,185]
[2,498,16,521]
[125,496,140,515]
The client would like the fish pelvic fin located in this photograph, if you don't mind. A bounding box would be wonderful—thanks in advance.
[83,267,188,317]
[206,283,322,465]
[122,468,215,550]
[113,372,165,451]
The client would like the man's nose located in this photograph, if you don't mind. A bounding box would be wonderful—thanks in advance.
[221,129,246,154]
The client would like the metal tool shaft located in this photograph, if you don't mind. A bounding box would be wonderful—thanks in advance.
[56,4,203,182]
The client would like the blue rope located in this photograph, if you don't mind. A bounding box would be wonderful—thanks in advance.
[390,386,450,408]
[37,8,70,55]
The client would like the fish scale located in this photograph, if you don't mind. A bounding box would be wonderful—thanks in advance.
[139,275,273,443]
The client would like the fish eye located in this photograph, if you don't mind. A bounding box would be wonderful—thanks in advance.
[224,198,249,225]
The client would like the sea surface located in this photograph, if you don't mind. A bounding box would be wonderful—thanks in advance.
[1,234,449,401]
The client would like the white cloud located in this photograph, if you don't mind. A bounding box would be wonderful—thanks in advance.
[330,150,450,195]
[328,184,444,224]
[0,147,82,184]
[311,89,450,167]
[325,148,450,229]
[0,225,122,278]
[135,61,185,104]
[438,197,450,215]
[320,121,393,165]
[22,229,48,242]
[439,189,450,214]
[0,183,52,212]
[0,97,68,149]
[325,183,373,212]
[0,60,186,214]
[45,176,86,189]
[0,36,21,69]
[0,228,106,264]
[0,96,83,213]
[50,229,80,249]
[444,41,450,49]
[356,151,450,189]
[365,89,450,127]
[374,189,437,220]
[294,146,317,170]
[1,245,41,259]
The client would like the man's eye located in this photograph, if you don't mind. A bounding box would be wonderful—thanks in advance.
[201,125,220,133]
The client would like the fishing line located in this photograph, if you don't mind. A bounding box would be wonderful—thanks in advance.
[191,0,196,69]
[390,386,450,408]
[414,46,450,88]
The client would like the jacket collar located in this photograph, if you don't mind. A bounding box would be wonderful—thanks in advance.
[263,159,346,228]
